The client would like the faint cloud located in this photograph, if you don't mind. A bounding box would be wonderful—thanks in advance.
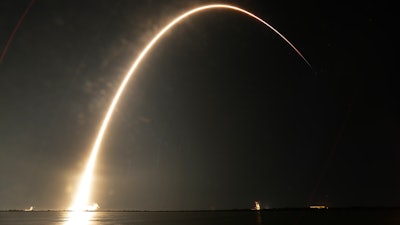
[138,116,152,124]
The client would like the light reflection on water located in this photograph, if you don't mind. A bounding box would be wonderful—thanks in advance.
[0,211,265,225]
[63,211,93,225]
[0,209,398,225]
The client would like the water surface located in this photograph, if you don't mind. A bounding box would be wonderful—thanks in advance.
[1,209,399,225]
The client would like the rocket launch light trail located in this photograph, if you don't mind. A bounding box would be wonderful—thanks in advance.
[66,3,312,221]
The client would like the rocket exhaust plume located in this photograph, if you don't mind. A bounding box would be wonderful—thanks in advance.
[67,3,312,218]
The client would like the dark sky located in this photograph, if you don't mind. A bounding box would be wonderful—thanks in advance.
[0,0,398,210]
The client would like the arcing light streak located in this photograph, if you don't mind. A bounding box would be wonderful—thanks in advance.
[68,3,312,213]
[0,0,36,63]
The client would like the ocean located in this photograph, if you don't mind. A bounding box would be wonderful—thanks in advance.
[0,209,399,225]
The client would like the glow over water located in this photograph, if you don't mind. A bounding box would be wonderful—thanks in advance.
[65,4,310,224]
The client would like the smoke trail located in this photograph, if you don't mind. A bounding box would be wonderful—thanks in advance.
[68,4,312,213]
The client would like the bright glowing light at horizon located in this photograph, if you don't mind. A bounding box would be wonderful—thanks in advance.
[87,203,100,211]
[254,201,261,210]
[65,4,311,224]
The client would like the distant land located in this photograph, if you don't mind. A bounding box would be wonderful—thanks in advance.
[2,206,400,212]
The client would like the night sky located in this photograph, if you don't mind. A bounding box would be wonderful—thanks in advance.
[0,0,398,210]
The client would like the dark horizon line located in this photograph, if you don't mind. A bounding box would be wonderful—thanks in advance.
[2,206,400,212]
